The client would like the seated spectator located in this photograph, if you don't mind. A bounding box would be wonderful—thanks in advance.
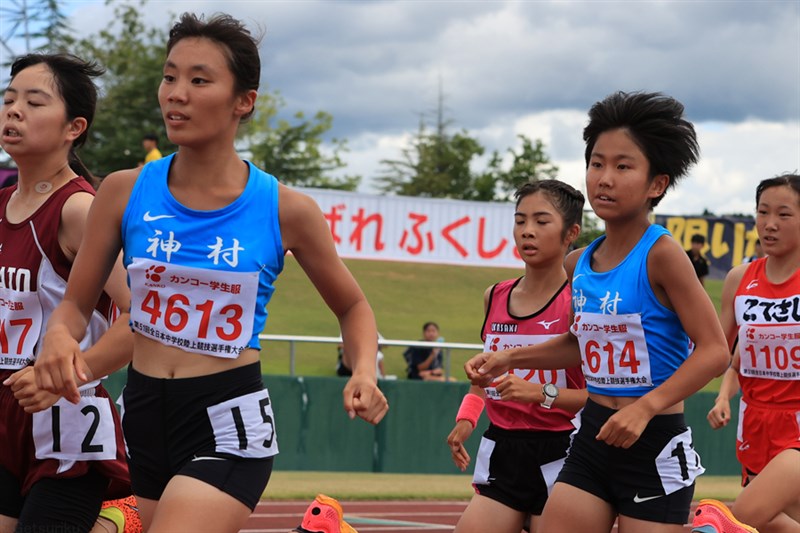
[403,322,449,381]
[376,334,386,379]
[335,343,352,377]
[337,333,386,379]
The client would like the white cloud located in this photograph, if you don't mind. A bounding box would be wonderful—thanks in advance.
[4,0,796,217]
[348,111,800,216]
[669,120,800,215]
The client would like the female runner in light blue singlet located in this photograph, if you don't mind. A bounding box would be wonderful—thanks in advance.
[32,13,388,533]
[464,91,731,533]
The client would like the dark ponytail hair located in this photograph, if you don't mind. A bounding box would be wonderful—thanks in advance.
[10,53,104,186]
[514,180,585,238]
[66,152,97,188]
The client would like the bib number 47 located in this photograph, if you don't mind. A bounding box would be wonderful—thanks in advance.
[0,318,33,355]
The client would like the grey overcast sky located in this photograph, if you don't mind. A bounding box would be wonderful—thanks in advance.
[5,1,800,215]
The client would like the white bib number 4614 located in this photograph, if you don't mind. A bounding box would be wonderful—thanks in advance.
[32,397,118,461]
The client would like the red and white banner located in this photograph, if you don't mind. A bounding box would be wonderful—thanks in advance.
[297,187,523,268]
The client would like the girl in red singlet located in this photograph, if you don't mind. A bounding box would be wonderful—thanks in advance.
[704,174,800,533]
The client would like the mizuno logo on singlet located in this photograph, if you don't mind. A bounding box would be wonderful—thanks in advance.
[143,211,176,222]
[537,318,560,330]
[746,280,759,290]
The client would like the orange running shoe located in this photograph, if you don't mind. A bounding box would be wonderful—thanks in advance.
[292,494,357,533]
[691,499,759,533]
[99,495,142,533]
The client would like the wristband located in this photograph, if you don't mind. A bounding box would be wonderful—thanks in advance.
[456,393,485,429]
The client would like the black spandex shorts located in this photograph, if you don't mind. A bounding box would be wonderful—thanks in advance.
[121,363,276,510]
[556,399,701,524]
[472,424,573,515]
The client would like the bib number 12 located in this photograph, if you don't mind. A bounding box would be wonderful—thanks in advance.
[32,397,118,461]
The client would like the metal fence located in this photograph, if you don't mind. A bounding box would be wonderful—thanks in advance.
[258,334,483,378]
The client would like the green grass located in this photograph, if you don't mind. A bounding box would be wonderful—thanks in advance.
[264,471,741,501]
[261,257,519,379]
[260,257,725,389]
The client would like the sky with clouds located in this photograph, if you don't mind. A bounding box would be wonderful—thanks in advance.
[4,1,799,216]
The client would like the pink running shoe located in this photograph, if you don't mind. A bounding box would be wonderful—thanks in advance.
[291,494,357,533]
[691,499,759,533]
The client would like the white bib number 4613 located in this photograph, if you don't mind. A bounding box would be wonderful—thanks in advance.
[32,397,118,461]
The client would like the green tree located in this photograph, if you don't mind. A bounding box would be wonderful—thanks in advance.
[378,83,488,200]
[377,114,486,200]
[31,0,74,53]
[57,0,352,185]
[70,0,168,175]
[378,87,558,201]
[242,92,359,190]
[3,0,354,184]
[575,211,604,248]
[1,0,73,66]
[491,135,559,201]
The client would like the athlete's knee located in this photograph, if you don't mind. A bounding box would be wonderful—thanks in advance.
[731,498,770,529]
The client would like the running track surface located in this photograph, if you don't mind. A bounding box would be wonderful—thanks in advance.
[242,500,701,532]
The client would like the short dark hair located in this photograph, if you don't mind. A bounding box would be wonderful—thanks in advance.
[514,180,584,237]
[167,12,261,120]
[583,91,700,207]
[142,133,158,143]
[755,173,800,206]
[423,322,439,331]
[690,234,705,244]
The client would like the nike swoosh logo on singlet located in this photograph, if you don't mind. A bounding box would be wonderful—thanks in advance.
[632,493,663,503]
[143,211,176,222]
